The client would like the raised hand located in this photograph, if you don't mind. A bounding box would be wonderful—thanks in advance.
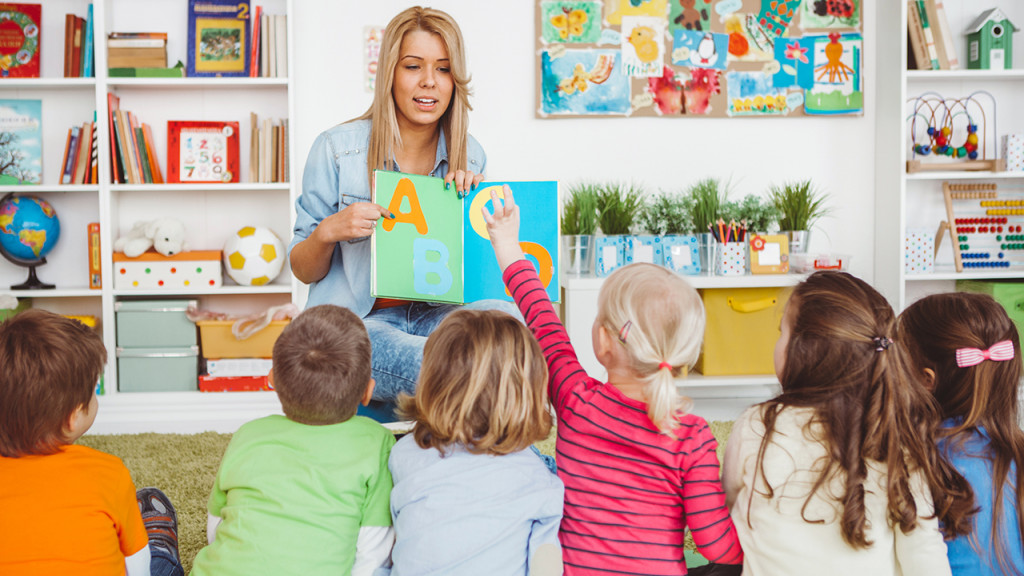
[481,184,525,271]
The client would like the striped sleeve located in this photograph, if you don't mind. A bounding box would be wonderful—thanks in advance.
[503,259,590,411]
[682,423,743,565]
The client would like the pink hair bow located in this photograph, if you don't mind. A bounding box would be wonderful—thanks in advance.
[955,340,1015,367]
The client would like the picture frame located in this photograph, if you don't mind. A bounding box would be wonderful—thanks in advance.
[167,120,240,184]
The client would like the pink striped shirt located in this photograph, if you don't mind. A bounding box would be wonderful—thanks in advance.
[504,260,742,575]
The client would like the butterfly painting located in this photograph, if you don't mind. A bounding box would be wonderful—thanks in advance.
[541,1,602,43]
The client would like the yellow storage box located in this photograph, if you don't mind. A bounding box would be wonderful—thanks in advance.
[197,319,289,359]
[695,287,790,376]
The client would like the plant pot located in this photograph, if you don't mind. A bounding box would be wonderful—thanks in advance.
[783,230,811,253]
[561,234,593,276]
[699,232,716,276]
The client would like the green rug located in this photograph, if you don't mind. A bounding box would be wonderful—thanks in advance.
[78,421,734,573]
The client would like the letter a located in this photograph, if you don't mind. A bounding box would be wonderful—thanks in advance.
[413,238,453,296]
[383,177,428,234]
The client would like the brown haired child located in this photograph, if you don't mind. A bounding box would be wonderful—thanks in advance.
[0,309,184,576]
[191,304,396,576]
[899,292,1024,575]
[387,308,565,575]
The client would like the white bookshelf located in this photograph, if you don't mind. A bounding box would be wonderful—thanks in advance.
[0,0,296,433]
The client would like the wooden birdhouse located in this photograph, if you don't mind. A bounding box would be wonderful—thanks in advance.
[966,8,1018,70]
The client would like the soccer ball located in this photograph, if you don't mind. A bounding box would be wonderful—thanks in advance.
[222,226,285,286]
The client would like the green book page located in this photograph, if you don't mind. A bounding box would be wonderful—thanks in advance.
[371,170,463,303]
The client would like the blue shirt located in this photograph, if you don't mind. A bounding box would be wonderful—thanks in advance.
[387,435,564,575]
[290,119,487,316]
[939,421,1024,575]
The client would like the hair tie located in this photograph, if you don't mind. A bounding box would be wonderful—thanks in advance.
[618,320,632,344]
[658,362,672,371]
[873,336,892,351]
[956,340,1015,367]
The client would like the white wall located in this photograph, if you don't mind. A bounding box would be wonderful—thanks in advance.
[293,0,881,282]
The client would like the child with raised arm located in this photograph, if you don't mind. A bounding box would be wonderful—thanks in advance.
[483,186,742,576]
[898,292,1024,576]
[0,309,185,576]
[191,304,395,576]
[387,308,564,575]
[722,271,975,575]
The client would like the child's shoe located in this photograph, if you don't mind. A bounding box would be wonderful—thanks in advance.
[136,487,180,562]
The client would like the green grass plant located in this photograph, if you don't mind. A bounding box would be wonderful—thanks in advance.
[597,182,645,235]
[561,182,600,236]
[768,179,831,231]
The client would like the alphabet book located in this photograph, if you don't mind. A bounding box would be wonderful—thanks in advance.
[371,170,559,304]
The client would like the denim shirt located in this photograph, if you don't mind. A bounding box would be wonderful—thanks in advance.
[289,118,486,316]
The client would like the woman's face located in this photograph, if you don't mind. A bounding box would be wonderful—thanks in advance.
[392,29,453,131]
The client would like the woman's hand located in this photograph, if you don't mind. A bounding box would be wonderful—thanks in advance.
[445,169,485,199]
[481,184,526,272]
[314,202,394,244]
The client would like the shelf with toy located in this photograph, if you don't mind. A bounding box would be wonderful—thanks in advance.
[0,184,100,193]
[905,268,1024,281]
[906,171,1024,180]
[107,78,288,89]
[680,373,781,389]
[112,285,292,297]
[562,272,806,292]
[907,70,1024,81]
[0,78,97,89]
[2,288,97,298]
[111,183,290,193]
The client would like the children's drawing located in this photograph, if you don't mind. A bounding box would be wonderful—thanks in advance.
[801,0,859,29]
[541,49,630,115]
[757,0,802,37]
[622,16,665,77]
[605,0,668,25]
[805,32,862,115]
[772,36,813,88]
[670,0,711,33]
[727,71,787,116]
[684,68,721,114]
[647,66,686,115]
[674,29,729,69]
[541,1,603,44]
[725,13,774,62]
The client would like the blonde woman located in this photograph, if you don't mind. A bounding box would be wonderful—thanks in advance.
[289,6,517,418]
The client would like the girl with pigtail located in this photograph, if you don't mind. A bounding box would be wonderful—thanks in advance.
[483,185,742,576]
[722,271,975,576]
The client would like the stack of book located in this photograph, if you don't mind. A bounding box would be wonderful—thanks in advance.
[907,0,959,70]
[250,7,287,78]
[249,112,288,183]
[59,119,98,184]
[107,32,168,70]
[64,6,95,77]
[107,93,164,184]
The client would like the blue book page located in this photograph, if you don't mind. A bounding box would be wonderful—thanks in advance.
[463,181,559,303]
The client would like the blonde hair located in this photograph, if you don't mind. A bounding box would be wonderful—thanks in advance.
[597,263,705,434]
[357,6,473,184]
[398,309,551,455]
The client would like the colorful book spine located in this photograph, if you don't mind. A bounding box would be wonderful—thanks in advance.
[62,126,80,185]
[88,222,101,289]
[916,0,940,70]
[82,4,94,77]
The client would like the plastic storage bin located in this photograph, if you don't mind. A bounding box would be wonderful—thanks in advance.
[115,300,197,348]
[197,320,289,359]
[116,346,199,392]
[956,280,1024,344]
[695,287,789,376]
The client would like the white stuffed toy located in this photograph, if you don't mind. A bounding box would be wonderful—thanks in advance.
[114,218,188,258]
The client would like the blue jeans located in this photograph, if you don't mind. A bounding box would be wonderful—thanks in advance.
[360,299,522,420]
[151,545,184,576]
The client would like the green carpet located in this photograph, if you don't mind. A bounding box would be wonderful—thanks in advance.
[77,420,734,573]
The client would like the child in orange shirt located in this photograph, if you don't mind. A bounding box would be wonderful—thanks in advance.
[0,309,184,576]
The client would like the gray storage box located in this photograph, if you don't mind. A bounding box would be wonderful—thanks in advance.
[117,346,199,392]
[115,300,197,348]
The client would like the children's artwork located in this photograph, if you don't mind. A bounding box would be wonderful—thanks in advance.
[0,3,40,78]
[541,1,602,43]
[621,17,665,77]
[535,0,862,117]
[726,71,788,116]
[540,49,630,116]
[673,30,729,70]
[801,0,859,30]
[187,0,250,78]
[0,98,40,184]
[804,32,862,115]
[364,26,383,93]
[371,171,559,304]
[167,121,240,183]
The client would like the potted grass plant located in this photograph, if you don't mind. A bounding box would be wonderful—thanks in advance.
[642,191,702,274]
[594,182,645,276]
[561,182,600,275]
[721,195,782,235]
[686,178,729,275]
[768,179,831,253]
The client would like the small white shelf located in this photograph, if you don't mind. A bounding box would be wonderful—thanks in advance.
[0,78,97,89]
[906,69,1024,81]
[113,285,293,297]
[563,273,807,291]
[93,390,284,434]
[1,288,99,298]
[905,171,1024,181]
[905,270,1024,281]
[107,78,289,89]
[681,374,780,387]
[0,185,99,194]
[111,183,291,193]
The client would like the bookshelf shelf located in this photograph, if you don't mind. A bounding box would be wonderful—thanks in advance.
[5,288,99,298]
[107,78,289,89]
[111,183,291,193]
[906,69,1024,81]
[0,184,100,193]
[112,285,293,297]
[0,78,97,89]
[904,171,1024,180]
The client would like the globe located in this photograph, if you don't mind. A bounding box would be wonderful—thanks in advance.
[0,193,60,289]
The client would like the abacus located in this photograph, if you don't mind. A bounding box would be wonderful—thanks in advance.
[941,182,1024,272]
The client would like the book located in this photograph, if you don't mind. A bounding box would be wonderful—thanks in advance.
[90,114,98,183]
[62,125,79,184]
[915,0,940,70]
[922,0,950,69]
[187,0,251,77]
[0,4,40,78]
[82,4,93,77]
[108,46,166,69]
[88,222,101,289]
[59,127,72,183]
[64,13,73,77]
[259,12,269,77]
[274,14,286,78]
[266,11,275,77]
[135,126,152,183]
[107,38,168,48]
[106,92,121,183]
[142,123,163,183]
[109,32,168,39]
[73,121,92,184]
[907,2,929,71]
[167,120,240,183]
[108,66,185,78]
[370,170,559,304]
[249,4,261,77]
[932,0,959,70]
[71,15,83,76]
[0,98,41,184]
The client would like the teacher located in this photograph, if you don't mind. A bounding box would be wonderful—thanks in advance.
[289,6,519,419]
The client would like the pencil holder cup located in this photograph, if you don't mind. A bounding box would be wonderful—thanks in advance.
[715,241,747,276]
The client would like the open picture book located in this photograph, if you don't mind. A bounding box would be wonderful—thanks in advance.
[371,170,559,304]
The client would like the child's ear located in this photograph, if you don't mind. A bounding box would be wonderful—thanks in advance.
[361,378,376,407]
[922,368,936,390]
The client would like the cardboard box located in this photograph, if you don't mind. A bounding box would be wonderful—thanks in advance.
[695,287,789,375]
[198,319,289,359]
[113,250,222,290]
